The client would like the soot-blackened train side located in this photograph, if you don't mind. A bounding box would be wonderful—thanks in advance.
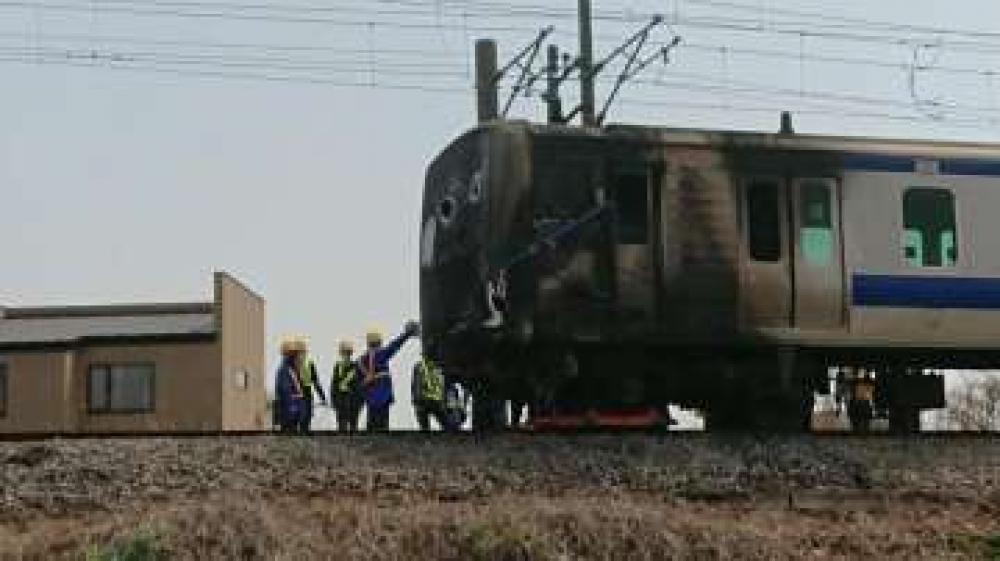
[420,120,1000,430]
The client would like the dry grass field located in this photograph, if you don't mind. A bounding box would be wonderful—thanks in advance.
[1,434,999,560]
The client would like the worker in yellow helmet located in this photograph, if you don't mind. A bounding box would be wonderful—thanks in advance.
[294,341,326,434]
[357,321,420,430]
[274,337,307,433]
[330,340,362,432]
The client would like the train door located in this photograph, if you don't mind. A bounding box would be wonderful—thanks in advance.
[740,178,845,328]
[791,178,845,328]
[741,178,792,326]
[610,165,660,321]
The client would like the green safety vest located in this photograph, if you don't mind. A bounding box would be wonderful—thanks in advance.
[332,360,356,394]
[418,358,445,403]
[298,357,316,390]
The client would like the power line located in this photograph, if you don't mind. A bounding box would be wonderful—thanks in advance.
[7,0,1000,56]
[680,0,1000,42]
[2,0,998,132]
[0,0,532,33]
[621,98,998,131]
[681,41,998,79]
[640,70,1000,116]
[0,45,472,77]
[0,50,474,91]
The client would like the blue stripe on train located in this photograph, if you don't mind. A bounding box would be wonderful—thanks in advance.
[841,154,1000,177]
[852,273,1000,309]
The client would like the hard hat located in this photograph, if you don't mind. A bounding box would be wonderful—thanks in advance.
[279,336,307,355]
[338,340,354,353]
[366,328,384,345]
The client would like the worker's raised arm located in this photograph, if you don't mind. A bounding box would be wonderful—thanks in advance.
[379,321,420,362]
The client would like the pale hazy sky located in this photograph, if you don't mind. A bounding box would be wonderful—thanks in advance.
[2,0,998,428]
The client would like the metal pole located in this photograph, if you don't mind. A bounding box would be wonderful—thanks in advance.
[578,0,596,127]
[475,39,499,123]
[545,44,563,124]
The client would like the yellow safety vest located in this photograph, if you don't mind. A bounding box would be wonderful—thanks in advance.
[332,360,356,394]
[298,357,316,390]
[418,358,444,403]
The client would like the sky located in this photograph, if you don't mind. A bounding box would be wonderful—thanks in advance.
[2,0,999,429]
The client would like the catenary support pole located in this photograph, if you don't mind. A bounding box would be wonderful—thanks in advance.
[475,39,499,123]
[545,44,563,124]
[578,0,597,126]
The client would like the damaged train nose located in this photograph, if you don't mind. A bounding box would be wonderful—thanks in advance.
[420,132,493,342]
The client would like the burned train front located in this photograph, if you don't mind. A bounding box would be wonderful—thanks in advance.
[419,125,533,369]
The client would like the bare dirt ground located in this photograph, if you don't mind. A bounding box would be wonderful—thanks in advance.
[1,434,999,560]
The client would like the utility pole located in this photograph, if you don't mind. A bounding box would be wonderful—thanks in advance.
[475,39,499,123]
[578,0,597,127]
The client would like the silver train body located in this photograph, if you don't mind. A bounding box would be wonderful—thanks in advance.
[420,121,1000,428]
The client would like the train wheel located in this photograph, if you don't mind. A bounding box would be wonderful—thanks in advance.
[888,405,921,434]
[470,381,506,432]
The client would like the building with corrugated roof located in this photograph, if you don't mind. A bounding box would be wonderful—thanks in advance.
[0,272,266,433]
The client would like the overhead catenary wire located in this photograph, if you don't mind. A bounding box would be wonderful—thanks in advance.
[6,0,1000,55]
[4,45,999,129]
[1,0,998,133]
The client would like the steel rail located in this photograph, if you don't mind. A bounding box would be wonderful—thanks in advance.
[0,429,997,443]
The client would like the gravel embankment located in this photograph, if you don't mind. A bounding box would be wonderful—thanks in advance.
[1,434,999,560]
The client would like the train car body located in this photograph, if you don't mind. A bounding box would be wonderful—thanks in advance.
[420,121,1000,430]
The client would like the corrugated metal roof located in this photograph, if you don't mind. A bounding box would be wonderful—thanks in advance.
[0,305,216,346]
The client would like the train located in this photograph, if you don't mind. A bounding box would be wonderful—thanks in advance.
[419,119,1000,431]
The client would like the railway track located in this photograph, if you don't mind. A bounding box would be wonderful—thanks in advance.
[0,428,997,442]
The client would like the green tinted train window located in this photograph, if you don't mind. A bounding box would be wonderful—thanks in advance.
[903,188,957,267]
[800,181,833,266]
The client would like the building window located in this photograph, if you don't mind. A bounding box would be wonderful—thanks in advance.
[800,180,834,266]
[746,179,782,262]
[612,172,649,244]
[234,370,249,390]
[88,364,155,414]
[0,364,7,418]
[903,188,957,267]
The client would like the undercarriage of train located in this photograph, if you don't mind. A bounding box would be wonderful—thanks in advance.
[451,341,948,433]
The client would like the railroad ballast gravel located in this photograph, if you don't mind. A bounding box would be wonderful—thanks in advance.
[1,434,999,560]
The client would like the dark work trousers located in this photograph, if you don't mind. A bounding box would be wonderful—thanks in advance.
[333,393,363,432]
[367,406,390,431]
[415,400,448,431]
[848,399,873,433]
[297,397,314,434]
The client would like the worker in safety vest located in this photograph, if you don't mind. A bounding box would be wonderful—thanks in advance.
[357,321,420,431]
[296,344,327,434]
[848,371,876,433]
[412,353,448,431]
[330,340,363,432]
[274,336,307,433]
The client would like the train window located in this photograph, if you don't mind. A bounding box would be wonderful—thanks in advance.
[746,179,782,262]
[903,188,957,267]
[612,172,649,244]
[800,181,833,266]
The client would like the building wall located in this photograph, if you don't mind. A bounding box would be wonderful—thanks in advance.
[73,342,222,433]
[216,272,268,430]
[0,351,74,433]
